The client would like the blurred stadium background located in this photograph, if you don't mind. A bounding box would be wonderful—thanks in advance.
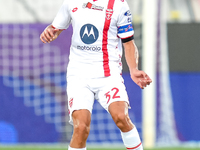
[0,0,200,149]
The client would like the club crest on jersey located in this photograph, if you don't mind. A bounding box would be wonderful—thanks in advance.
[69,98,73,108]
[106,9,113,20]
[83,2,104,11]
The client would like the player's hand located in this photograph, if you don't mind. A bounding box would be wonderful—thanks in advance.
[40,25,60,44]
[130,68,152,89]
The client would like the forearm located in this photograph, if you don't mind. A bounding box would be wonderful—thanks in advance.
[123,40,152,89]
[123,40,139,72]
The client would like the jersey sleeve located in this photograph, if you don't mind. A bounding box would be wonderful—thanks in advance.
[52,0,71,30]
[117,0,134,40]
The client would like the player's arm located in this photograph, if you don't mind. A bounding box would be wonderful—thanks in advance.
[40,25,63,44]
[123,40,152,89]
[40,0,71,44]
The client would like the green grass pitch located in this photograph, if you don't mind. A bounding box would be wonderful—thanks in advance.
[1,147,200,150]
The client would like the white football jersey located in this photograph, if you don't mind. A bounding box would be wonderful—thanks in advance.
[52,0,134,78]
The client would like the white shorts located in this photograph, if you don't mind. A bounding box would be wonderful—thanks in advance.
[67,75,129,125]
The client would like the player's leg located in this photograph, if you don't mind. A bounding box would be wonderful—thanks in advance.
[109,101,143,150]
[67,77,94,150]
[108,101,133,132]
[68,109,91,150]
[96,76,143,150]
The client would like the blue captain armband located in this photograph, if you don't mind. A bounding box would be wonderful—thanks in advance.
[118,24,134,34]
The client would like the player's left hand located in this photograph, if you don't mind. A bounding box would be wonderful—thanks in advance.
[130,69,152,89]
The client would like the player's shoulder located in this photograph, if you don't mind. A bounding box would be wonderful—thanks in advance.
[63,0,79,5]
[63,0,72,5]
[63,0,81,9]
[114,0,128,4]
[114,0,129,9]
[113,0,128,12]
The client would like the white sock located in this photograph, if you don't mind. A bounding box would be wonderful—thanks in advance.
[121,127,143,150]
[68,146,86,150]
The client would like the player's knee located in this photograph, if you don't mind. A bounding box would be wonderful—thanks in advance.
[113,113,129,128]
[74,123,90,136]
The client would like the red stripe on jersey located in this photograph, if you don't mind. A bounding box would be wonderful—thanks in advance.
[102,0,115,77]
[126,142,142,150]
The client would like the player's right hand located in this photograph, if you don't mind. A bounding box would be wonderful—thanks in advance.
[40,25,60,44]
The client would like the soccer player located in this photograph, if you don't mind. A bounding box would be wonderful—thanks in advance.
[40,0,152,150]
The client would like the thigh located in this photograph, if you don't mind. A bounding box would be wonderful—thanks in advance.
[96,76,129,111]
[67,77,95,125]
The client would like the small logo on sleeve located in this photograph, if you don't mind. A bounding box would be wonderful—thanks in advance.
[124,10,132,16]
[128,17,132,23]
